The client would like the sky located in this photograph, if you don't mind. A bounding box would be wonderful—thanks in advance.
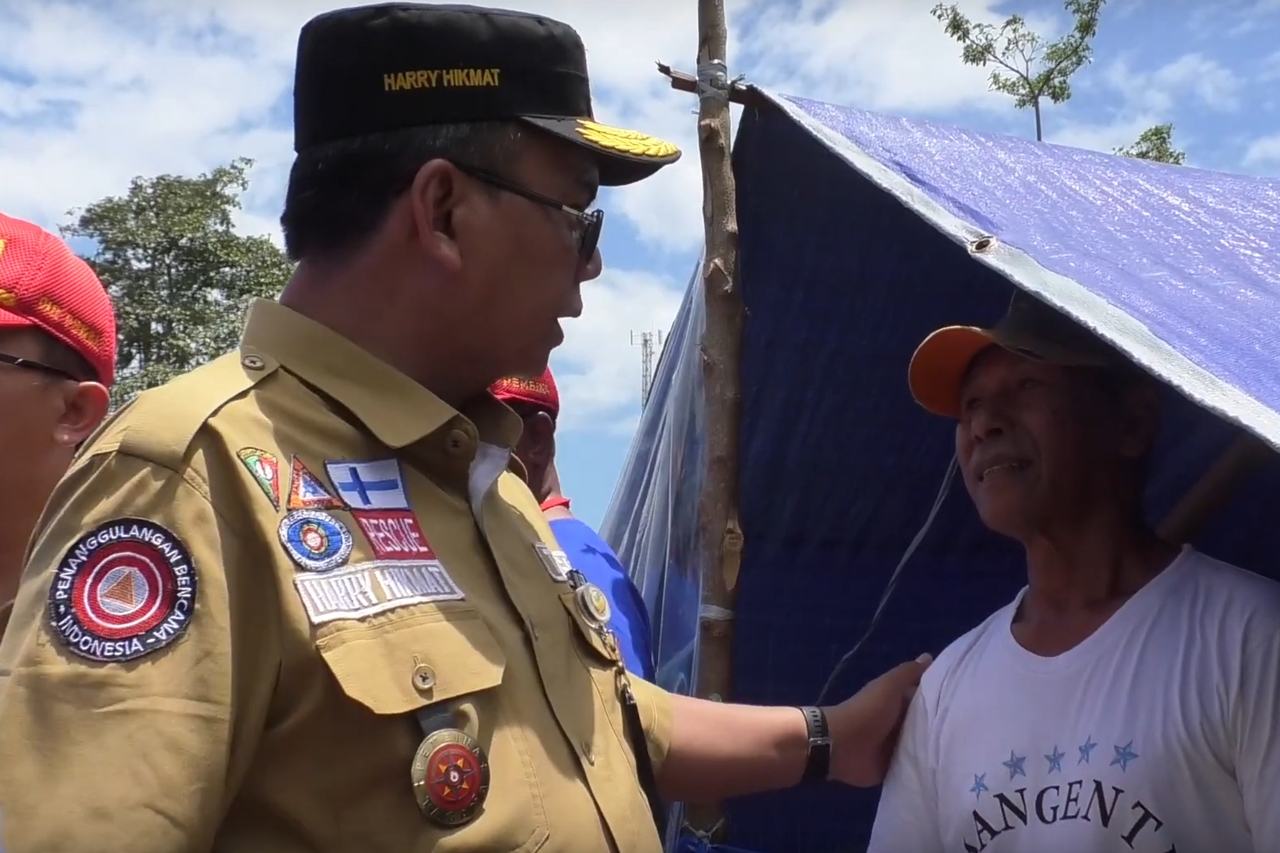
[2,0,1279,528]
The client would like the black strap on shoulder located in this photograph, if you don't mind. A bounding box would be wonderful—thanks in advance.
[620,678,669,840]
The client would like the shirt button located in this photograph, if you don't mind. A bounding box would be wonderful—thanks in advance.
[412,664,436,692]
[241,354,265,370]
[445,429,470,455]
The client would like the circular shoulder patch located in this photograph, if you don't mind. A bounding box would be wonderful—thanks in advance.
[278,510,353,572]
[47,518,198,662]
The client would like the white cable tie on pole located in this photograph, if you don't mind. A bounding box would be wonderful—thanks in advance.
[699,604,734,622]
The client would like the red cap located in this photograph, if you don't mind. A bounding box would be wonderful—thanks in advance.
[0,212,116,386]
[490,368,559,417]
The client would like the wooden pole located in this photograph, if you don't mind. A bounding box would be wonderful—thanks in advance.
[1157,432,1273,543]
[686,0,746,840]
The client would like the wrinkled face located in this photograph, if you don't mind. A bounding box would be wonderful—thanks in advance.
[436,133,602,381]
[955,346,1149,540]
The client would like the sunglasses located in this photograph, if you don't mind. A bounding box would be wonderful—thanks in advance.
[0,352,79,382]
[453,163,603,264]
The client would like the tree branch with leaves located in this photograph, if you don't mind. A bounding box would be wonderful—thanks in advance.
[1115,123,1186,165]
[931,0,1106,141]
[62,158,294,407]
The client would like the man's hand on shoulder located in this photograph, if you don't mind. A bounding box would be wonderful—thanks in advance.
[826,653,933,787]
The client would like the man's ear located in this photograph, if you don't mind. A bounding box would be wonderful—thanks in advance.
[524,411,557,466]
[55,382,111,448]
[408,159,468,276]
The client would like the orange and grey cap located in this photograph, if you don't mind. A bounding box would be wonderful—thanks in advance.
[908,290,1119,418]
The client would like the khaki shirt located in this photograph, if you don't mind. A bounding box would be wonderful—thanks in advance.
[0,299,671,853]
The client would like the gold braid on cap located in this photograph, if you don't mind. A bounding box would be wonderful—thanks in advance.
[574,120,678,158]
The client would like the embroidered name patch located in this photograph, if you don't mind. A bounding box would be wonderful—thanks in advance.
[294,560,464,625]
[353,509,436,561]
[533,542,573,583]
[279,510,353,572]
[325,459,410,510]
[48,518,198,662]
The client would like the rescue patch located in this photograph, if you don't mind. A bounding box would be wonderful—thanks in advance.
[278,510,353,572]
[533,542,573,583]
[353,509,436,561]
[294,560,464,625]
[237,447,281,510]
[48,518,198,662]
[287,456,344,510]
[325,458,410,510]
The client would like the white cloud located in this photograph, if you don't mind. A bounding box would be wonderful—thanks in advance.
[1243,133,1280,167]
[1223,0,1280,35]
[1261,50,1280,81]
[1049,114,1162,154]
[552,267,684,433]
[1101,53,1243,115]
[1045,52,1242,161]
[739,0,1030,115]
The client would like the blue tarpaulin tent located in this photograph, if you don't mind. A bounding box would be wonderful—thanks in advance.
[600,89,1280,852]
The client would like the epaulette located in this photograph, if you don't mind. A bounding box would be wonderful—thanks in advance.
[496,469,554,537]
[99,348,281,472]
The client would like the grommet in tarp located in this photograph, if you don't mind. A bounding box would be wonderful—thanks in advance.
[969,235,997,254]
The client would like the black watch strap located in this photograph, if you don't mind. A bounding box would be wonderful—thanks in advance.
[800,705,831,784]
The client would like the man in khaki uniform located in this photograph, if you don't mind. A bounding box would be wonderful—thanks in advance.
[0,5,929,852]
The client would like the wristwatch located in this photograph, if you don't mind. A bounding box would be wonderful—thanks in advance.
[799,706,831,784]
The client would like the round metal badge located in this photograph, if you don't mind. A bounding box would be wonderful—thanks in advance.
[47,517,198,662]
[575,582,612,626]
[278,510,353,572]
[411,728,491,827]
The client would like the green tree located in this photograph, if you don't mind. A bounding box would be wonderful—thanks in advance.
[1115,122,1187,165]
[62,158,293,407]
[931,0,1106,141]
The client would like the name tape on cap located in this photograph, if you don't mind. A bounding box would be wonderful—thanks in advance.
[384,68,501,92]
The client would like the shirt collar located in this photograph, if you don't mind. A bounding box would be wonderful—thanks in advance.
[240,299,522,451]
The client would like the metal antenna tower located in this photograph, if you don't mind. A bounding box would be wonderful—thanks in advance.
[630,330,664,406]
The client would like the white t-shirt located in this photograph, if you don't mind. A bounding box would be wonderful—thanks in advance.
[867,546,1280,853]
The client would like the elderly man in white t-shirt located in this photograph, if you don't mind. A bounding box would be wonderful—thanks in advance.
[868,291,1280,853]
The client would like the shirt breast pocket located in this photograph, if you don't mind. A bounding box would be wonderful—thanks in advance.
[315,608,549,852]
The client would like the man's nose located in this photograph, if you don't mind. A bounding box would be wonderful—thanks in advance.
[969,402,1009,442]
[579,245,603,283]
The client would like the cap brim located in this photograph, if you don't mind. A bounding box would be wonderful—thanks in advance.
[0,305,38,331]
[908,326,997,418]
[519,116,681,186]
